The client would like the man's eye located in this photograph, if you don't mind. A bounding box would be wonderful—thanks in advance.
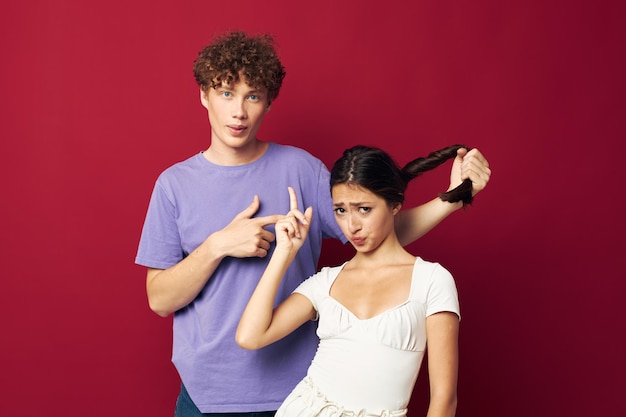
[222,91,232,98]
[248,95,258,101]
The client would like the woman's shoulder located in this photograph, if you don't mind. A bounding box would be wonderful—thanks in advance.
[299,263,346,290]
[317,263,348,282]
[412,257,452,275]
[410,257,455,293]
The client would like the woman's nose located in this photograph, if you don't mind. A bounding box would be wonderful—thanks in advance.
[348,214,361,232]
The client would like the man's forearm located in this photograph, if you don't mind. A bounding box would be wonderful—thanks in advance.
[146,234,226,317]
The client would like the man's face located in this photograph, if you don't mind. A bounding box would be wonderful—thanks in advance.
[201,76,270,154]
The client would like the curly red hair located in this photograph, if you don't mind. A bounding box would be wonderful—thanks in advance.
[193,31,286,104]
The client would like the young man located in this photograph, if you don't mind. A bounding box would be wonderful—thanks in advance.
[135,31,491,416]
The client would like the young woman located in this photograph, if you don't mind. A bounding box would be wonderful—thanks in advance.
[236,145,473,417]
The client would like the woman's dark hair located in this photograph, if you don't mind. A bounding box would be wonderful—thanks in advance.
[330,144,473,207]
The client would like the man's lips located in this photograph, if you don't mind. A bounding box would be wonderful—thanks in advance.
[228,125,247,134]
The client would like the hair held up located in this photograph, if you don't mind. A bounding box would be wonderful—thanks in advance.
[402,144,474,206]
[330,144,473,208]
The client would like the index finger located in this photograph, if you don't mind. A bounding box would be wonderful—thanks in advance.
[288,186,299,212]
[253,214,284,227]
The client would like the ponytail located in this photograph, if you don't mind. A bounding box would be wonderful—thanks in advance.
[401,144,473,206]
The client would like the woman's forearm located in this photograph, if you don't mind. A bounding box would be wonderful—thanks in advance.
[235,249,294,349]
[395,197,462,246]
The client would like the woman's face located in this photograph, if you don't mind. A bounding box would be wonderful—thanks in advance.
[332,183,399,253]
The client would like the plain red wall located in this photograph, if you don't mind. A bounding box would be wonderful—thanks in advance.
[2,1,624,416]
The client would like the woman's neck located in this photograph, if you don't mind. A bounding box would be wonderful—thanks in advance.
[348,238,415,270]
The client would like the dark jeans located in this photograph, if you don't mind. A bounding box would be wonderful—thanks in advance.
[174,384,277,417]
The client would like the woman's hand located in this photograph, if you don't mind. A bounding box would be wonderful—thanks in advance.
[449,148,492,196]
[274,187,313,254]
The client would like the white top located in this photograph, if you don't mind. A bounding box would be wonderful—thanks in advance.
[294,257,460,413]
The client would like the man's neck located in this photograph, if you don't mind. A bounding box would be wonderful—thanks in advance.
[203,140,269,166]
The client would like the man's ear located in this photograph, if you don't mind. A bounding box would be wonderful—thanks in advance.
[200,88,209,109]
[392,202,402,215]
[265,103,272,113]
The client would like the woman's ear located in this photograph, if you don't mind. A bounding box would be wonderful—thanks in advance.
[392,202,402,215]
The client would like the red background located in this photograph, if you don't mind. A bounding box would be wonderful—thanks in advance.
[2,1,624,416]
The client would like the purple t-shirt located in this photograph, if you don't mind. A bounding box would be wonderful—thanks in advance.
[135,143,345,412]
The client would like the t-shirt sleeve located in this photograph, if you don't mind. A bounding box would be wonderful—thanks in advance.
[292,265,338,319]
[426,263,461,320]
[293,273,320,312]
[135,178,184,269]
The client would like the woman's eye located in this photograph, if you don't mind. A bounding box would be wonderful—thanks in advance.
[359,207,371,214]
[248,95,258,101]
[334,208,345,215]
[222,91,232,98]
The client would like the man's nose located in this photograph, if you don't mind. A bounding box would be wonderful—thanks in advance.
[231,99,247,119]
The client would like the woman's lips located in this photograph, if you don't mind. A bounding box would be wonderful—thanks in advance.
[351,237,365,246]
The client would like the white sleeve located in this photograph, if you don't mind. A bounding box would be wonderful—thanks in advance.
[426,263,461,320]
